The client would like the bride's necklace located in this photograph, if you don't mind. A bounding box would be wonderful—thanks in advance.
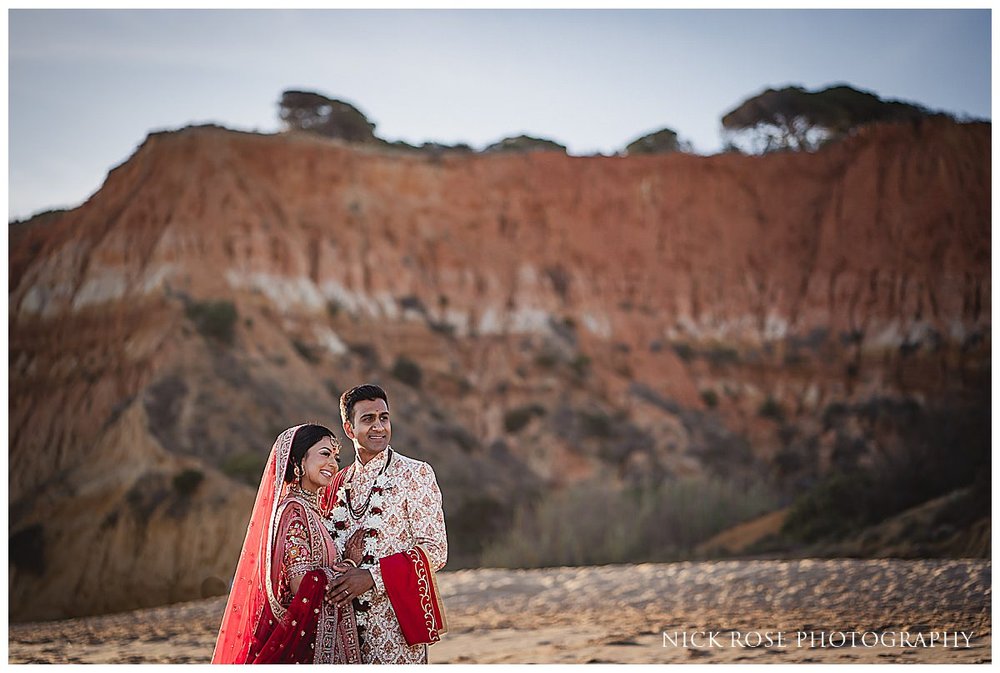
[289,483,322,515]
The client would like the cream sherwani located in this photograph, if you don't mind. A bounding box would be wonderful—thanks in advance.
[338,447,447,664]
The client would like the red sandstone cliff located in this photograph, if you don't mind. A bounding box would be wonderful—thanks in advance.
[8,119,990,620]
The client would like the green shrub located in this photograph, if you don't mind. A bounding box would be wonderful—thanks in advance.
[398,295,426,313]
[579,410,612,438]
[10,524,45,576]
[783,398,989,545]
[173,469,205,496]
[429,321,456,337]
[701,389,719,408]
[484,134,568,154]
[758,396,785,421]
[705,345,740,366]
[186,300,238,344]
[840,329,864,346]
[347,342,378,363]
[503,404,546,433]
[570,354,591,377]
[222,452,268,487]
[391,355,423,388]
[782,471,874,543]
[481,477,777,567]
[435,423,478,453]
[625,127,687,155]
[126,474,170,523]
[672,342,694,361]
[292,339,320,363]
[535,352,559,369]
[447,495,513,559]
[821,402,848,429]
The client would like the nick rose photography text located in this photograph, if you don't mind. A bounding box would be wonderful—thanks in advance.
[662,631,975,649]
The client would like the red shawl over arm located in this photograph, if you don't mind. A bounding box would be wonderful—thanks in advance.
[378,545,448,646]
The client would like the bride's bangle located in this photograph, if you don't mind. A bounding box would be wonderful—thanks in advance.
[341,559,357,567]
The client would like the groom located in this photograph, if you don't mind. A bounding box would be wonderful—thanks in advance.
[324,383,448,664]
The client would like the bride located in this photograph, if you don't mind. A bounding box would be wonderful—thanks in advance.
[212,424,362,664]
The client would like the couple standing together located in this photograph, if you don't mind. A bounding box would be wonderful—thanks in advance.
[212,384,448,664]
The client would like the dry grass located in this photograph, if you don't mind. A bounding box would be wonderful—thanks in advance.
[481,477,778,567]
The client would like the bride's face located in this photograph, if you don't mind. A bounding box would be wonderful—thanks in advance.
[300,436,340,492]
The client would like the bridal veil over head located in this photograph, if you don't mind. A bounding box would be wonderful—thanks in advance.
[212,425,304,664]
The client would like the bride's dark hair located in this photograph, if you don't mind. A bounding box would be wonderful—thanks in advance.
[284,424,338,482]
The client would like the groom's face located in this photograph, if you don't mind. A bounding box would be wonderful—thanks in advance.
[345,398,391,456]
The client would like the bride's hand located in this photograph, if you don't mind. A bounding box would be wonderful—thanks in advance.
[324,561,356,607]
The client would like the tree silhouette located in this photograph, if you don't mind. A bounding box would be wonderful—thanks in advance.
[721,84,947,154]
[278,90,377,143]
[623,127,692,155]
[483,135,567,154]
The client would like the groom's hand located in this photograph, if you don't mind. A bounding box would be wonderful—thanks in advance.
[327,568,375,607]
[344,529,367,565]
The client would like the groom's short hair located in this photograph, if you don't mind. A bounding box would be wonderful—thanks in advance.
[340,383,390,426]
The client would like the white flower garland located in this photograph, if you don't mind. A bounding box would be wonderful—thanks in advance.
[327,463,391,632]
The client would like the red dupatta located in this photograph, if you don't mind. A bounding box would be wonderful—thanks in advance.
[247,565,360,664]
[248,568,328,664]
[212,425,360,664]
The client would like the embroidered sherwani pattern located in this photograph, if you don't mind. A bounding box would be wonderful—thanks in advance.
[337,448,447,664]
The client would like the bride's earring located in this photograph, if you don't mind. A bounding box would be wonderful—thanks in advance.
[294,465,302,482]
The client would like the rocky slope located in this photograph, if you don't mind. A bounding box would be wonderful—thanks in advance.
[9,118,990,620]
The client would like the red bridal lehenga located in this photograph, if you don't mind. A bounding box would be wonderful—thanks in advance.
[212,425,362,664]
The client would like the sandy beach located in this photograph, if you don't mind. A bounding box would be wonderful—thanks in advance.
[9,559,990,664]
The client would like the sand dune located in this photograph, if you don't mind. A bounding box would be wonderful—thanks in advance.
[9,559,991,664]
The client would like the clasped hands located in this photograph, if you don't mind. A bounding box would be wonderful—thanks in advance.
[326,528,374,609]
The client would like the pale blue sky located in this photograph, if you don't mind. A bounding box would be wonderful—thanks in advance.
[8,9,991,221]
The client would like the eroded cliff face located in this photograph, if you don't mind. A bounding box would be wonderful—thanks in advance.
[9,119,990,620]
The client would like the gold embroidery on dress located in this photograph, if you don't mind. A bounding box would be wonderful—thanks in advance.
[406,548,439,641]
